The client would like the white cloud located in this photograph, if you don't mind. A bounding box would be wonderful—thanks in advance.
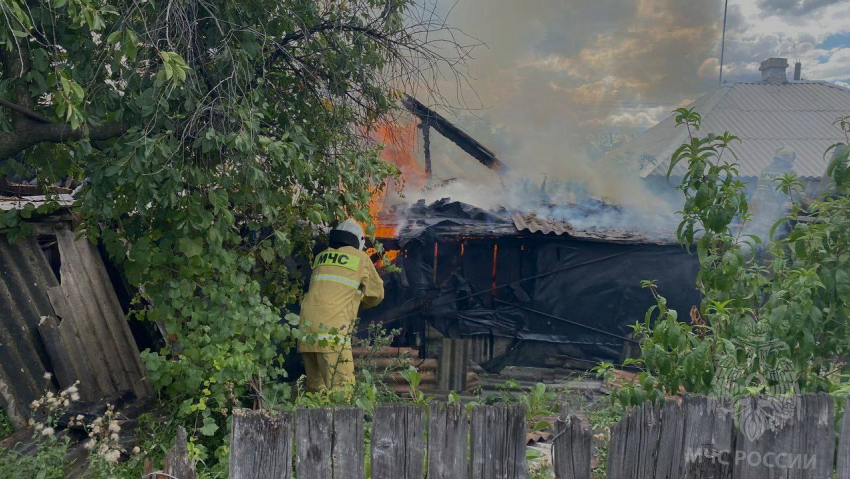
[806,48,850,80]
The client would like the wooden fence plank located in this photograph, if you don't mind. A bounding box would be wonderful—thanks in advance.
[163,427,197,479]
[802,393,834,479]
[838,396,850,479]
[607,415,626,479]
[502,403,527,479]
[680,395,734,479]
[297,407,333,478]
[332,407,365,479]
[637,402,661,479]
[371,404,426,479]
[622,405,642,479]
[427,402,468,479]
[654,401,685,479]
[553,408,591,479]
[470,404,527,479]
[471,404,504,479]
[229,409,293,479]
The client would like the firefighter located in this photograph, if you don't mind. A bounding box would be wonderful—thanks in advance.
[298,219,384,392]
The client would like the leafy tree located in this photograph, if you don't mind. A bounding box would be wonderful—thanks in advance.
[1,0,472,460]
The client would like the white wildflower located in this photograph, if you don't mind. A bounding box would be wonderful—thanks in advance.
[103,450,121,463]
[76,415,84,421]
[132,446,141,455]
[41,427,55,437]
[110,433,119,442]
[84,439,96,450]
[70,392,80,401]
[43,372,53,381]
[108,422,121,433]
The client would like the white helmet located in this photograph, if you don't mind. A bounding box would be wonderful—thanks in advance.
[333,219,365,250]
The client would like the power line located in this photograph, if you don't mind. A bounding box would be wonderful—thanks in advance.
[719,0,729,85]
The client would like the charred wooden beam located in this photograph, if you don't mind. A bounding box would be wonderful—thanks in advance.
[402,96,504,171]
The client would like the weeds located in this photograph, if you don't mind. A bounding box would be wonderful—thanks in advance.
[0,409,13,440]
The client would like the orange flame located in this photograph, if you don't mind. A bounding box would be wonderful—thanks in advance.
[362,122,425,266]
[366,122,426,238]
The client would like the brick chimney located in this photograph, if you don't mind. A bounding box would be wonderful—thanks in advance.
[760,58,789,83]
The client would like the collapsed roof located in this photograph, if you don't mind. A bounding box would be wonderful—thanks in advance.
[379,198,679,246]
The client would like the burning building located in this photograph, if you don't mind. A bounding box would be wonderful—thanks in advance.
[363,198,699,372]
[361,98,700,380]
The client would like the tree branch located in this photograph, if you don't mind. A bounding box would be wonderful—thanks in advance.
[0,122,129,162]
[0,98,51,124]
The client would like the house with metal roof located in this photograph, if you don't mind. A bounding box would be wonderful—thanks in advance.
[609,58,850,186]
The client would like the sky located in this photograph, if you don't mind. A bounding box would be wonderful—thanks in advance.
[406,0,850,179]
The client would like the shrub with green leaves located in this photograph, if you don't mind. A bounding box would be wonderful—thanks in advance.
[0,0,473,465]
[611,110,850,407]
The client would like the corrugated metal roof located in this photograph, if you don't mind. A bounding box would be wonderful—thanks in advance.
[0,235,58,426]
[0,221,151,428]
[608,81,850,178]
[0,194,73,211]
[511,213,678,245]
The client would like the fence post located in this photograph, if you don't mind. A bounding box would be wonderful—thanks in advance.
[636,402,661,479]
[470,403,527,479]
[297,407,333,478]
[654,400,685,479]
[229,408,293,479]
[333,407,365,479]
[371,403,426,479]
[838,396,850,479]
[552,407,591,479]
[161,427,197,479]
[680,395,734,479]
[427,402,469,479]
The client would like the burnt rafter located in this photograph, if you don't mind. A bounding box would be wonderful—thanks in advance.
[402,95,505,171]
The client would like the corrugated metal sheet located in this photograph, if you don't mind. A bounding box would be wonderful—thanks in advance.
[0,235,57,427]
[511,213,678,245]
[608,81,850,178]
[0,194,74,211]
[0,220,151,427]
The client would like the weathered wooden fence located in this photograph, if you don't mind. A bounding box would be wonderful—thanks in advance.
[607,393,850,479]
[225,394,850,479]
[227,402,585,479]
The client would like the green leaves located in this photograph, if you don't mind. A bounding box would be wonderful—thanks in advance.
[157,51,191,85]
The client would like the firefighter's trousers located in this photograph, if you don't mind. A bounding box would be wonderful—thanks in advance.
[301,350,355,392]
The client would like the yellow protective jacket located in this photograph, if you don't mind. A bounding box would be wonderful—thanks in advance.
[297,246,384,353]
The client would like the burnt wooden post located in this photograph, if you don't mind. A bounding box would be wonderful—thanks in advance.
[371,404,426,479]
[427,402,469,479]
[437,338,469,392]
[419,122,432,177]
[470,403,527,479]
[162,427,197,479]
[838,396,850,479]
[654,400,685,479]
[332,407,365,479]
[296,407,333,478]
[680,395,734,479]
[552,406,591,479]
[229,409,293,479]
